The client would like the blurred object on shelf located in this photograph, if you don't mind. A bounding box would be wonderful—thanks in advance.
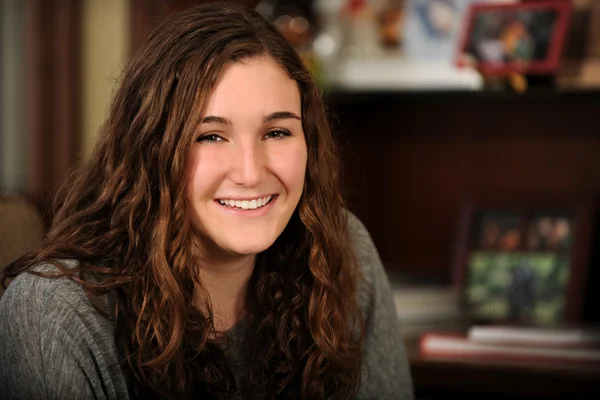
[378,0,406,49]
[313,0,410,87]
[559,59,600,89]
[404,0,485,62]
[394,285,466,339]
[507,73,528,93]
[339,0,385,59]
[255,0,317,51]
[468,324,600,347]
[258,0,485,90]
[456,1,572,77]
[311,0,346,86]
[255,0,323,81]
[420,331,600,363]
[452,194,595,327]
[255,0,600,92]
[588,0,600,58]
[558,0,600,89]
[420,321,600,364]
[330,58,482,90]
[390,272,467,339]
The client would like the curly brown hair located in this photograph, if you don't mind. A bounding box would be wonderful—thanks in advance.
[2,3,364,399]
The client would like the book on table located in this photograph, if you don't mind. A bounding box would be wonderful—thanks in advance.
[467,325,600,347]
[419,325,600,363]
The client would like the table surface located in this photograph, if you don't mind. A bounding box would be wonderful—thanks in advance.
[405,338,600,400]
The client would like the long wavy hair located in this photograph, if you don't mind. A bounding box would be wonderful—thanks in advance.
[2,3,363,399]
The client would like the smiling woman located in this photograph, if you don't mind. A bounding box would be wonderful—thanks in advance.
[0,3,413,400]
[187,57,307,263]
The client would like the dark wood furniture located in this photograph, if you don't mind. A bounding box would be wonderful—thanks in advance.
[406,338,600,400]
[327,89,600,280]
[326,89,600,322]
[329,89,600,398]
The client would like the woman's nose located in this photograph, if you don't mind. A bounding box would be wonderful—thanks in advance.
[229,142,267,187]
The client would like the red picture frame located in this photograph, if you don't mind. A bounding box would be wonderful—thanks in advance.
[451,193,595,326]
[456,1,572,76]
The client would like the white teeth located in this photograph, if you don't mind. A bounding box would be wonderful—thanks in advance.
[218,195,273,210]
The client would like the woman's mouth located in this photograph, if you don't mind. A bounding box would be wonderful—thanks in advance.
[216,195,275,210]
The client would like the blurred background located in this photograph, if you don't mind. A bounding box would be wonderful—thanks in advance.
[3,0,600,303]
[2,0,600,397]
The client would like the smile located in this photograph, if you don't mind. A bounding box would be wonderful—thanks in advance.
[217,195,273,210]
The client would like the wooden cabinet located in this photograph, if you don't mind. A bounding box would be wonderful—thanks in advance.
[328,91,600,280]
[406,338,600,399]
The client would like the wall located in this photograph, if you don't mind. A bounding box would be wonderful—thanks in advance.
[0,0,26,193]
[82,0,129,156]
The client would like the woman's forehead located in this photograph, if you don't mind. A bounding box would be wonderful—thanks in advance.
[202,57,301,120]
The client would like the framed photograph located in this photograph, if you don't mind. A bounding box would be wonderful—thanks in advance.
[452,194,595,326]
[404,0,481,62]
[456,1,572,75]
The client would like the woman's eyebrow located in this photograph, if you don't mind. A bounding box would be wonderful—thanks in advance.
[200,112,301,125]
[201,115,231,125]
[263,111,302,123]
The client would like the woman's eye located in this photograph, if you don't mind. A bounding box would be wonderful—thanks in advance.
[263,130,291,140]
[196,134,224,143]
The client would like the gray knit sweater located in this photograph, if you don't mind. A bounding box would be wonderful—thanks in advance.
[0,214,414,399]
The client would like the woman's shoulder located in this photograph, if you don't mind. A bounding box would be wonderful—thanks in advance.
[0,259,117,360]
[0,260,112,332]
[346,210,400,323]
[345,212,415,399]
[0,261,129,399]
[345,211,387,288]
[3,260,85,302]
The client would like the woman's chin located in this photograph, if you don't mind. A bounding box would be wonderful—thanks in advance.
[219,238,276,258]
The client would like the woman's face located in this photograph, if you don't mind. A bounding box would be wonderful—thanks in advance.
[186,56,307,260]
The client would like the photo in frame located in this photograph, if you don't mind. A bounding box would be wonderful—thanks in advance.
[452,194,595,326]
[456,1,572,75]
[403,0,482,62]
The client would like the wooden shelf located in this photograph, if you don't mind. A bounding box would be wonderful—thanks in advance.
[406,338,600,399]
[324,87,600,105]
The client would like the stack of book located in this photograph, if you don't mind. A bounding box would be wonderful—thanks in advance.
[420,325,600,363]
[392,283,465,339]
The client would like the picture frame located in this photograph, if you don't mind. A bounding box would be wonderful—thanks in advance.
[456,1,572,75]
[452,194,595,326]
[403,0,481,62]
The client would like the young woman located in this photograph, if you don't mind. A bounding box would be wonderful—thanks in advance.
[0,3,413,399]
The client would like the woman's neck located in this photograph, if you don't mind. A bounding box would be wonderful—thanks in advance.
[196,254,255,332]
